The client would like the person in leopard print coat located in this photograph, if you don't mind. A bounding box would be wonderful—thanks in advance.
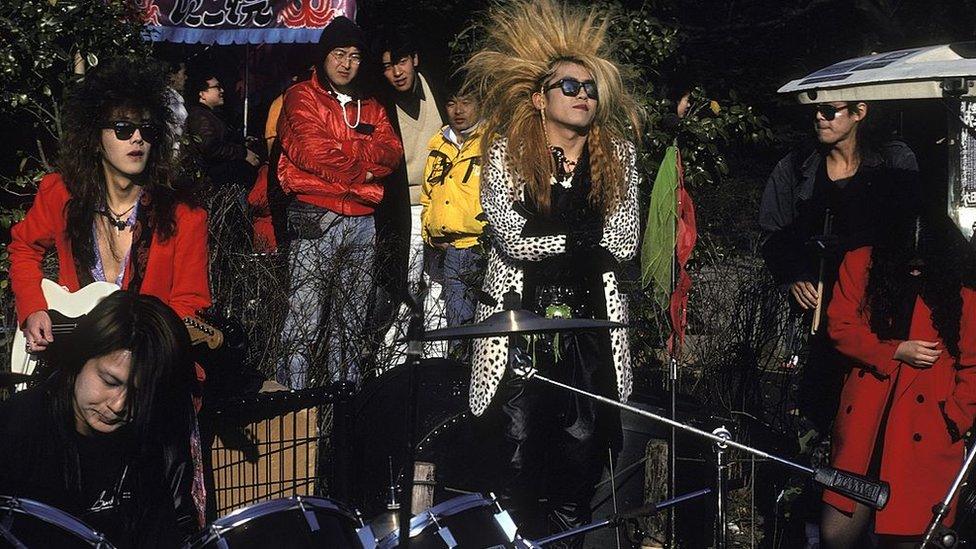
[462,0,644,540]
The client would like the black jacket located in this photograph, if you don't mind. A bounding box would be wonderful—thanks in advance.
[185,103,247,166]
[758,140,919,287]
[373,72,446,300]
[0,385,196,547]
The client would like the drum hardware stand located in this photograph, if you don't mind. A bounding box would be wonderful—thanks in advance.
[920,440,976,548]
[608,447,621,549]
[713,426,731,549]
[0,522,26,549]
[397,285,428,548]
[531,488,712,546]
[518,367,892,545]
[668,354,678,549]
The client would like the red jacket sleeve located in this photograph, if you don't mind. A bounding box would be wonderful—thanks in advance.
[943,288,976,436]
[167,206,212,319]
[8,175,63,325]
[827,246,903,376]
[342,109,402,178]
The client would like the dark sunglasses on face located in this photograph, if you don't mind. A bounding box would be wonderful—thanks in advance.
[104,121,159,143]
[815,104,854,121]
[545,78,599,100]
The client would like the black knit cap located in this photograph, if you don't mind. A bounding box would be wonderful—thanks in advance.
[317,16,366,59]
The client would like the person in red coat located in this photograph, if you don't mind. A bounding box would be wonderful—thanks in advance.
[822,211,976,548]
[275,16,402,388]
[9,58,211,355]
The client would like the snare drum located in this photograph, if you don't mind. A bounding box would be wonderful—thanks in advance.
[0,495,114,548]
[377,494,535,549]
[188,497,371,549]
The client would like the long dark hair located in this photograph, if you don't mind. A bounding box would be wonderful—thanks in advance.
[44,291,195,534]
[865,210,976,358]
[58,57,182,270]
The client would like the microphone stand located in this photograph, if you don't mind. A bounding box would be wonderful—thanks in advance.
[520,368,891,534]
[919,441,976,548]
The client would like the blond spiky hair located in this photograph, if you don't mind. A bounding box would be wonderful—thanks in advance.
[463,0,642,215]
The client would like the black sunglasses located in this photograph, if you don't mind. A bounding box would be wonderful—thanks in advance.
[103,121,160,143]
[545,78,599,100]
[815,104,854,121]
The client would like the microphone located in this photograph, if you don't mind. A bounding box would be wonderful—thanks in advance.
[813,467,889,510]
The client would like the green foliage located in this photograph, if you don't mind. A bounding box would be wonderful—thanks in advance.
[0,0,152,304]
[0,0,150,171]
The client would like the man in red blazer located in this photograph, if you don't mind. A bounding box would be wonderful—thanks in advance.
[276,16,403,388]
[10,58,211,354]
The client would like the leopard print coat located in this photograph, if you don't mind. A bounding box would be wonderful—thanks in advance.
[470,137,641,416]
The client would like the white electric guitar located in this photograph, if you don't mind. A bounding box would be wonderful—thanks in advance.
[11,279,224,377]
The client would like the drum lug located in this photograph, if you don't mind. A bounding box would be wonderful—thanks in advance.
[297,498,321,532]
[429,511,458,548]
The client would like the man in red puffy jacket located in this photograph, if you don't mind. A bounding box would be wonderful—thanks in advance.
[276,16,403,388]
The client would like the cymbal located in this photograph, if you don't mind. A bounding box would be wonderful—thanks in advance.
[0,371,32,386]
[420,309,626,341]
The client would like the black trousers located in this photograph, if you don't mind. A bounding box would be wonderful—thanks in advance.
[478,329,622,543]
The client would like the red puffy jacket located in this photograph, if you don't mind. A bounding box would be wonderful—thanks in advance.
[277,70,403,216]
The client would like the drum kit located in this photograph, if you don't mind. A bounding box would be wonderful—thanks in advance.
[0,297,898,548]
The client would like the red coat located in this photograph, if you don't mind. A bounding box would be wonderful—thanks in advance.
[276,69,403,216]
[824,246,976,535]
[9,173,212,325]
[247,164,277,253]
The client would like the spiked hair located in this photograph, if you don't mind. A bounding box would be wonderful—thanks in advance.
[463,0,642,215]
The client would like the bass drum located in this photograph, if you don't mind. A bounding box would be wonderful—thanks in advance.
[187,497,367,548]
[350,359,493,517]
[0,495,115,548]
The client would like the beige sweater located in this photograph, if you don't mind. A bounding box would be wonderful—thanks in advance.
[396,74,443,205]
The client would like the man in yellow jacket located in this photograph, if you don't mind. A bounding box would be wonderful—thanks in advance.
[420,87,485,329]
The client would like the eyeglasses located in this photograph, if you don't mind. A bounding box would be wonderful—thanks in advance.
[815,104,854,121]
[103,121,160,143]
[207,84,223,90]
[545,78,599,100]
[330,50,363,65]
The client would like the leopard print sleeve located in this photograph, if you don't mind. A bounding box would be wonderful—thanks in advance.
[601,140,640,262]
[481,138,568,262]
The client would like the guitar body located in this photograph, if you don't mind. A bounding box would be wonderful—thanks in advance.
[10,280,121,375]
[10,280,224,381]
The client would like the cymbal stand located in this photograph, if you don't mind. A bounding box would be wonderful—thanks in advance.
[920,440,976,548]
[522,370,891,527]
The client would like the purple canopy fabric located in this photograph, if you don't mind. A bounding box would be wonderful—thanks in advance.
[139,0,357,44]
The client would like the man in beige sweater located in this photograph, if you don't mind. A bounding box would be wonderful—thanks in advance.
[373,29,447,360]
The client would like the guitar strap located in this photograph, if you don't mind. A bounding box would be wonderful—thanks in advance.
[125,191,155,294]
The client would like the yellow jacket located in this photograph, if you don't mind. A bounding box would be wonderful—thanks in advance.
[420,125,485,249]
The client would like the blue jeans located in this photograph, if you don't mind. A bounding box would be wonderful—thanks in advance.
[278,210,375,388]
[428,245,481,327]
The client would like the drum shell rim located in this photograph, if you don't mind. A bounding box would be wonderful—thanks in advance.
[0,495,113,546]
[189,496,360,547]
[377,493,497,546]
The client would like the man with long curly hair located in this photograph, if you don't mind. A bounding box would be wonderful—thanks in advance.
[9,57,211,356]
[463,0,643,540]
